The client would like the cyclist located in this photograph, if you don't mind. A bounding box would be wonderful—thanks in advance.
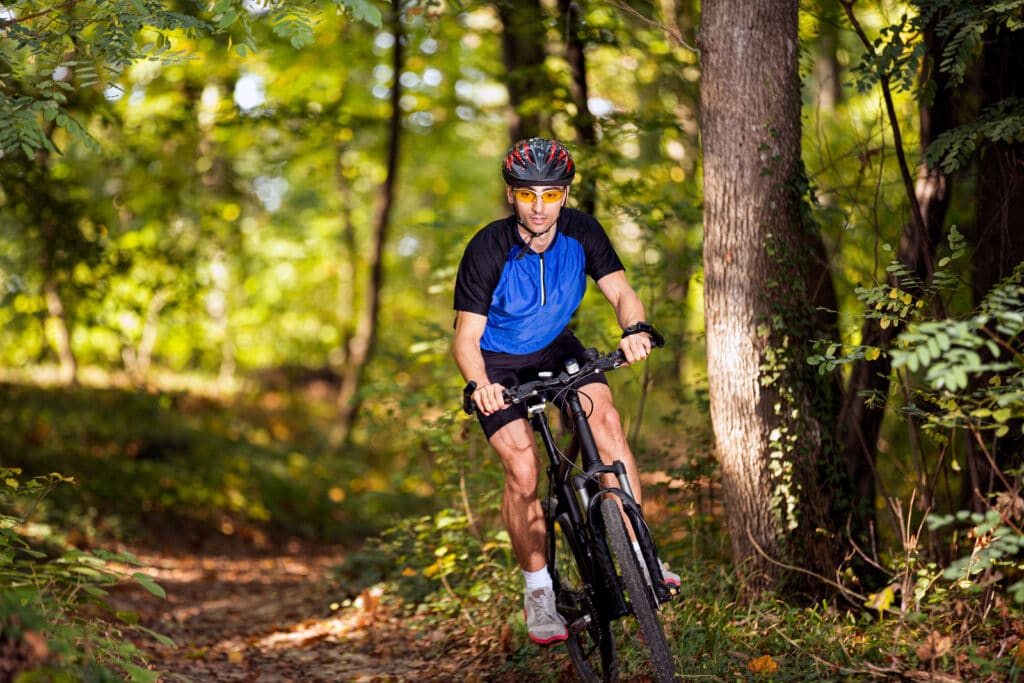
[452,137,679,645]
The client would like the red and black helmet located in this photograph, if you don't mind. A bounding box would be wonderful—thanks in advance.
[502,137,575,186]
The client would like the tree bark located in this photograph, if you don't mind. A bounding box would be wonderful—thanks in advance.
[496,0,549,142]
[700,0,845,597]
[335,0,403,444]
[966,26,1024,506]
[558,0,596,214]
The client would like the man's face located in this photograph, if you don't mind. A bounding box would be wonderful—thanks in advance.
[507,185,568,236]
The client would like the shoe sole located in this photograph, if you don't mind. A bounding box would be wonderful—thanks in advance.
[523,609,568,645]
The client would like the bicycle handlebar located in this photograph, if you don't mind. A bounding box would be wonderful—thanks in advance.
[462,325,665,415]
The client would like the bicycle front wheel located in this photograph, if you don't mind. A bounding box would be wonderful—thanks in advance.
[554,513,617,682]
[599,496,678,683]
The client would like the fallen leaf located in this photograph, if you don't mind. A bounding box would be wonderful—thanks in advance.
[23,630,49,660]
[748,654,779,674]
[915,630,952,661]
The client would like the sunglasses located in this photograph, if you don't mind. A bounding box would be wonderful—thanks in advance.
[513,188,566,204]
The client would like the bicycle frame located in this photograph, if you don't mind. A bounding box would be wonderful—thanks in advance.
[528,384,674,617]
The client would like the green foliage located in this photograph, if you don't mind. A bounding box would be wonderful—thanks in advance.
[890,261,1023,425]
[850,13,928,96]
[0,468,169,682]
[926,97,1024,173]
[0,0,385,157]
[930,505,1024,604]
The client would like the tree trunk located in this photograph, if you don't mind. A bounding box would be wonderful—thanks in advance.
[34,128,78,387]
[335,0,403,444]
[496,0,549,142]
[966,26,1024,506]
[43,277,77,386]
[558,0,596,214]
[700,0,846,597]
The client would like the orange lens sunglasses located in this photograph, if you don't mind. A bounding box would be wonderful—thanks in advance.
[513,188,566,204]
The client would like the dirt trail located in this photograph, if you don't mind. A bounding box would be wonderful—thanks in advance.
[107,540,485,682]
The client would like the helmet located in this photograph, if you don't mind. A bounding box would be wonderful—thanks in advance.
[502,137,575,186]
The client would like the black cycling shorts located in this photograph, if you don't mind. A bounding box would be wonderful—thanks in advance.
[476,327,608,440]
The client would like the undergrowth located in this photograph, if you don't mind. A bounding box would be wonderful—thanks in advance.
[1,468,169,682]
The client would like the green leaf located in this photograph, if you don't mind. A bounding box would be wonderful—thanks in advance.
[132,572,166,599]
[123,662,160,683]
[341,0,383,28]
[134,625,177,648]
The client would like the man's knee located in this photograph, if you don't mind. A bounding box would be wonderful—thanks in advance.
[587,388,624,435]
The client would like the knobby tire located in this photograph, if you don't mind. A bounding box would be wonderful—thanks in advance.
[599,496,678,683]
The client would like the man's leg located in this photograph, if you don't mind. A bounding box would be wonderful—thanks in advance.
[583,383,680,587]
[581,383,643,504]
[489,418,568,643]
[489,418,546,571]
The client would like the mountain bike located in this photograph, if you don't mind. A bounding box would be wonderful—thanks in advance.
[463,327,679,683]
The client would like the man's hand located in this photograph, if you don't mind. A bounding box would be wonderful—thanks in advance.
[618,330,652,365]
[473,382,509,415]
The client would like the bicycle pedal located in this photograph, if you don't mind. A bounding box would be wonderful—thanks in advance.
[569,615,591,633]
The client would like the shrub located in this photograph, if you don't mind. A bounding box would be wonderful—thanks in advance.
[0,468,171,682]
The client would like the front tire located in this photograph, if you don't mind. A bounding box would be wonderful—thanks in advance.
[599,496,677,683]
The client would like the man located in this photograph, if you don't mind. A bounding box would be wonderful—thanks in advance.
[452,137,678,645]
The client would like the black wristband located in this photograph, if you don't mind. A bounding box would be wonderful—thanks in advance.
[621,322,665,348]
[621,321,654,338]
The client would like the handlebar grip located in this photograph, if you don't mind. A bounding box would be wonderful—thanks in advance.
[462,381,477,415]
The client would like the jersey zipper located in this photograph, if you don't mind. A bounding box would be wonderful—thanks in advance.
[539,253,546,306]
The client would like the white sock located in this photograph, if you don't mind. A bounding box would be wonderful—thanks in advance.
[523,566,552,592]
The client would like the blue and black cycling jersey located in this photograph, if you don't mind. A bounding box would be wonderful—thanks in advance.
[454,207,625,355]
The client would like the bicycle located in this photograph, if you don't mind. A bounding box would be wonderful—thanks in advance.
[463,326,679,683]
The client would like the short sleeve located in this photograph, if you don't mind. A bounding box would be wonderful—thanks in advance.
[453,224,507,315]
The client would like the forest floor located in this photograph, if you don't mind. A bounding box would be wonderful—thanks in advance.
[105,533,563,683]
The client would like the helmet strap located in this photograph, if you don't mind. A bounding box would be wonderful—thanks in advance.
[514,207,557,259]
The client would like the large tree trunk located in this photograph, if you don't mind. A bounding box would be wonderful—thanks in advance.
[966,26,1024,505]
[700,0,846,597]
[335,0,403,443]
[496,0,549,142]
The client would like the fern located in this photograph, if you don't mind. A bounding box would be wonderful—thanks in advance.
[926,98,1024,173]
[890,262,1024,429]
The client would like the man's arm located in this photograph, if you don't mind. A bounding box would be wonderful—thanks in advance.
[596,270,652,364]
[453,310,507,415]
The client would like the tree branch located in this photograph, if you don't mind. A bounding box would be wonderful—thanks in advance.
[603,0,698,54]
[839,1,928,248]
[0,0,88,32]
